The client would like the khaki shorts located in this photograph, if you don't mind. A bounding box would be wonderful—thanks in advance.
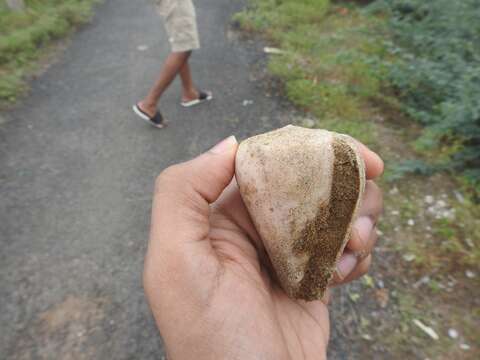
[154,0,200,52]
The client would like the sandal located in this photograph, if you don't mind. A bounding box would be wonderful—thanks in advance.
[133,104,166,129]
[180,91,213,107]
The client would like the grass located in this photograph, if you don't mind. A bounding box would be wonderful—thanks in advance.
[234,1,392,146]
[380,175,480,271]
[235,0,480,358]
[0,0,98,103]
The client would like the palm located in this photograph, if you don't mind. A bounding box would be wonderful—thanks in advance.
[146,138,383,360]
[206,181,329,359]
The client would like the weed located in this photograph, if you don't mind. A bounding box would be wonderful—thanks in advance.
[235,2,480,357]
[0,0,98,103]
[237,1,392,147]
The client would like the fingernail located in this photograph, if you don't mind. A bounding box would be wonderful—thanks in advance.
[337,253,357,279]
[370,150,384,175]
[354,216,374,245]
[209,135,237,154]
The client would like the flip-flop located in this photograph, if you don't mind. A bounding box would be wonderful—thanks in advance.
[132,104,166,129]
[180,91,213,107]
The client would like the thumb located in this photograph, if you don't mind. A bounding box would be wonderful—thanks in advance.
[150,135,238,246]
[169,135,238,204]
[144,136,238,315]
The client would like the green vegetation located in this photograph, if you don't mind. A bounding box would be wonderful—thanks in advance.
[0,0,98,102]
[234,0,389,146]
[236,0,480,194]
[235,0,480,357]
[369,0,480,191]
[382,179,480,270]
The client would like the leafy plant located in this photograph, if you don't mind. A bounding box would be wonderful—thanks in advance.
[369,0,480,190]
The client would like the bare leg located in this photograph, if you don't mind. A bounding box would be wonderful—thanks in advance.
[179,61,199,102]
[139,51,191,117]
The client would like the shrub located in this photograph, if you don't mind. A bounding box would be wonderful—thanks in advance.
[369,0,480,189]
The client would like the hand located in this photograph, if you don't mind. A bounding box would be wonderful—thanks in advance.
[144,135,383,360]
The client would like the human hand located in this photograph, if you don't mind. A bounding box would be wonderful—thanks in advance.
[144,135,383,360]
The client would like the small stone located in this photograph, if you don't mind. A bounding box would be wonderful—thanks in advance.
[413,276,430,289]
[376,229,384,236]
[391,210,400,216]
[440,209,455,220]
[424,195,434,204]
[437,200,447,207]
[465,238,474,248]
[242,99,254,106]
[407,219,415,226]
[448,328,458,339]
[389,187,399,195]
[377,279,384,288]
[403,253,415,262]
[465,270,475,278]
[460,343,470,350]
[302,118,315,128]
[137,44,148,51]
[361,334,372,341]
[453,190,465,203]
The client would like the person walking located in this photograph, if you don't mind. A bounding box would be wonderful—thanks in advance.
[133,0,212,129]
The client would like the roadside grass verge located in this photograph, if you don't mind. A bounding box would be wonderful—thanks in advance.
[235,0,480,357]
[234,1,393,146]
[0,0,98,103]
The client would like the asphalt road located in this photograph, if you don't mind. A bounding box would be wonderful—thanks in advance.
[0,0,300,358]
[0,0,359,358]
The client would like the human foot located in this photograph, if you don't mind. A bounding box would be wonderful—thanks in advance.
[132,103,166,129]
[181,90,213,107]
[137,101,157,118]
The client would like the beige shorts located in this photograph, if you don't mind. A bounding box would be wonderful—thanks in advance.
[154,0,200,52]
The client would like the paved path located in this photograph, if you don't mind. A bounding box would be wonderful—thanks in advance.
[0,0,355,358]
[0,0,298,358]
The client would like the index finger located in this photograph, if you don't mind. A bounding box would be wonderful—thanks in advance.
[355,141,384,180]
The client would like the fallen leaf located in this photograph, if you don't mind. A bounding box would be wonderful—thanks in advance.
[362,274,375,288]
[361,333,372,341]
[349,292,360,302]
[375,288,389,308]
[413,319,439,340]
[263,47,284,55]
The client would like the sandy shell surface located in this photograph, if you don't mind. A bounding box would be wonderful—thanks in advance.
[236,125,365,300]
